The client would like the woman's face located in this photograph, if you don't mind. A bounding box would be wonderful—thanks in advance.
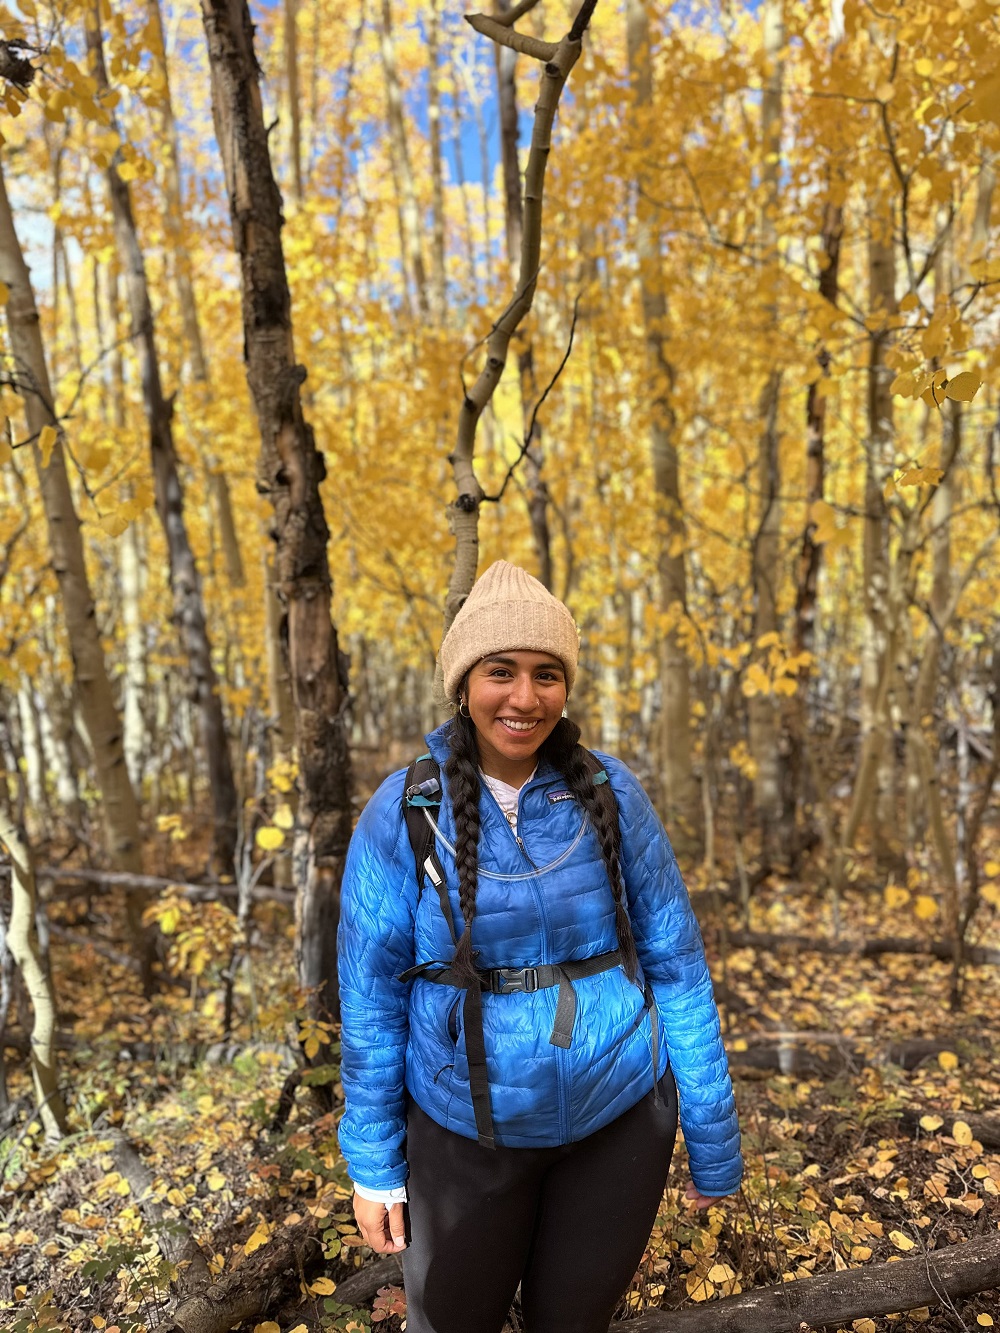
[464,651,568,775]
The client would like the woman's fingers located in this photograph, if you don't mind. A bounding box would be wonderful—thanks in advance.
[388,1201,407,1250]
[684,1181,727,1209]
[352,1194,408,1253]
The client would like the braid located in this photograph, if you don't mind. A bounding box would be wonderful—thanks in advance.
[443,710,482,986]
[542,719,640,982]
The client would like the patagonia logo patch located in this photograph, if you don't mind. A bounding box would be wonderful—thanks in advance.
[548,790,573,804]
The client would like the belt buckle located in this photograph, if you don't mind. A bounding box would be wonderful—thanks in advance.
[494,967,538,994]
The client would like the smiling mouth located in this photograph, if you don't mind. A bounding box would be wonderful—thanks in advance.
[498,718,540,732]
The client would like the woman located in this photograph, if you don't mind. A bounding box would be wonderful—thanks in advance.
[338,561,741,1333]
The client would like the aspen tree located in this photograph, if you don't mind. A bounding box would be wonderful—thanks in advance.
[747,0,785,857]
[200,0,354,1023]
[427,0,446,324]
[441,1,599,659]
[86,3,239,874]
[379,0,429,318]
[625,0,701,849]
[145,0,245,590]
[0,159,147,942]
[0,813,66,1140]
[494,0,553,593]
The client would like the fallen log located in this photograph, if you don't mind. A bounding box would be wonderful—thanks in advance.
[106,1130,210,1294]
[157,1223,321,1333]
[332,1254,403,1306]
[726,1032,959,1078]
[32,866,295,906]
[727,930,1000,968]
[623,1232,1000,1332]
[896,1105,1000,1150]
[48,922,143,973]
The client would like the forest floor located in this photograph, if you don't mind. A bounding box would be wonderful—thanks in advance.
[1,851,999,1333]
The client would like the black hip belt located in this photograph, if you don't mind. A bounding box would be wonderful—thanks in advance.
[403,949,622,1001]
[398,949,658,1150]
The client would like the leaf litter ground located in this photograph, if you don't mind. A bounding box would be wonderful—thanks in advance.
[0,876,998,1333]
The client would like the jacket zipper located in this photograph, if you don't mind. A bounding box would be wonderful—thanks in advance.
[475,775,573,1144]
[500,779,570,1143]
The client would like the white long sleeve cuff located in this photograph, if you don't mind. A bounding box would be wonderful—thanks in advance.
[353,1181,409,1205]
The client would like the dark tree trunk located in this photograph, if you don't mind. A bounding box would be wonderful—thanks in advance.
[199,0,353,1023]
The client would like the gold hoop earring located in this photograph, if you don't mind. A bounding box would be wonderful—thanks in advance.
[459,699,471,719]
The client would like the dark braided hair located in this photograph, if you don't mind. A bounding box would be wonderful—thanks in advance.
[443,708,483,986]
[444,706,640,985]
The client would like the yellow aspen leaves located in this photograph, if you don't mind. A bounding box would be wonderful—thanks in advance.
[919,1114,944,1132]
[252,1323,280,1333]
[244,1221,273,1255]
[256,825,284,851]
[889,1230,915,1251]
[913,895,939,920]
[308,1277,337,1295]
[853,1320,877,1333]
[977,1315,995,1326]
[205,1169,226,1191]
[938,1051,960,1071]
[808,500,851,549]
[943,370,982,401]
[38,424,57,467]
[273,804,295,830]
[952,1120,974,1145]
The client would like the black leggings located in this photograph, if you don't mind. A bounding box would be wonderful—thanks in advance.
[401,1071,678,1333]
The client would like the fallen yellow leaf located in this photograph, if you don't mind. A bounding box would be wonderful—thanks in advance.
[953,1120,973,1146]
[853,1320,876,1333]
[309,1277,337,1295]
[707,1262,735,1282]
[919,1114,944,1132]
[977,1316,994,1327]
[938,1051,959,1072]
[889,1230,915,1251]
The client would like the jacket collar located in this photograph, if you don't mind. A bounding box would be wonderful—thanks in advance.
[424,719,559,783]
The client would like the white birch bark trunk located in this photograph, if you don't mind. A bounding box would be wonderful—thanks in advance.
[0,157,144,881]
[0,814,67,1140]
[747,0,785,855]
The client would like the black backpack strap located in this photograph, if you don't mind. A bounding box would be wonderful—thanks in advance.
[403,754,458,946]
[578,750,663,1100]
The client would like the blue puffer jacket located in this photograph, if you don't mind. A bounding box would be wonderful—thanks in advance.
[337,722,742,1197]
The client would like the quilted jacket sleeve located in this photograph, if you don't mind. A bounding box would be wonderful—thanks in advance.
[606,757,743,1198]
[337,771,417,1191]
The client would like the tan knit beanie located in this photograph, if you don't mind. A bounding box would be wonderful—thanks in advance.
[440,561,579,702]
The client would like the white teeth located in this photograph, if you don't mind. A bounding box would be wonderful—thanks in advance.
[499,719,538,731]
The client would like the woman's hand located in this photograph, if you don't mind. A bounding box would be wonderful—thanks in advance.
[353,1193,407,1253]
[684,1181,729,1210]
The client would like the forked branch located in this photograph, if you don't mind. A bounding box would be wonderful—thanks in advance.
[441,1,598,664]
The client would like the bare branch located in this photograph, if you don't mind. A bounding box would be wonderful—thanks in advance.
[465,13,557,60]
[483,296,581,504]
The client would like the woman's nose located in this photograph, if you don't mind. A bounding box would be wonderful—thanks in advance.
[509,673,539,709]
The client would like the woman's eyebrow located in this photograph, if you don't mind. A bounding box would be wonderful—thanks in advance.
[481,655,565,673]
